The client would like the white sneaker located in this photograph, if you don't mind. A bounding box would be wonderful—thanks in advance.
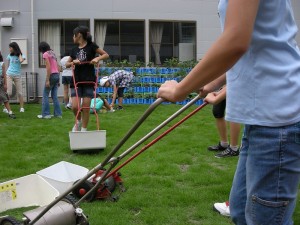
[3,108,8,114]
[213,201,230,217]
[20,108,25,112]
[37,115,52,119]
[81,127,87,132]
[72,121,82,132]
[65,103,72,110]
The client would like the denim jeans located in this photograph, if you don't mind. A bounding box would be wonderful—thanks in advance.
[229,123,300,225]
[42,73,62,117]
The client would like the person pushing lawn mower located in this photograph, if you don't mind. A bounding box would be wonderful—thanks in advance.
[157,0,300,224]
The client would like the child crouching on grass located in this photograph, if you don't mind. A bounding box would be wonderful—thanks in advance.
[0,51,16,119]
[90,93,115,114]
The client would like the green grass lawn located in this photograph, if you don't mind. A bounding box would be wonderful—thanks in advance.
[0,103,299,225]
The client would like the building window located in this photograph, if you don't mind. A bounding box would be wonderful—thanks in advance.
[38,20,89,67]
[150,21,196,65]
[95,20,145,63]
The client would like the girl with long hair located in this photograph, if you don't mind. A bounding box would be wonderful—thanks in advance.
[6,42,26,112]
[38,41,62,119]
[66,26,109,131]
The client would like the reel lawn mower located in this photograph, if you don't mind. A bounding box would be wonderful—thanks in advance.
[0,95,207,225]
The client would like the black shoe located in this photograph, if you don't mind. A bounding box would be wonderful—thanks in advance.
[117,106,124,110]
[215,146,239,158]
[8,113,16,119]
[207,142,228,151]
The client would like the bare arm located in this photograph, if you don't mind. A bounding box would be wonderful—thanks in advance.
[66,56,74,68]
[45,58,51,88]
[204,86,227,105]
[199,74,226,97]
[19,54,25,63]
[6,59,10,73]
[158,0,260,102]
[111,85,118,107]
[91,48,110,65]
[2,64,7,92]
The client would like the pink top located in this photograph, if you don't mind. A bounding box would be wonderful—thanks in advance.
[43,50,59,74]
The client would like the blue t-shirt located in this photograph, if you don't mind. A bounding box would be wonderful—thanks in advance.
[219,0,300,126]
[90,98,104,113]
[6,54,26,76]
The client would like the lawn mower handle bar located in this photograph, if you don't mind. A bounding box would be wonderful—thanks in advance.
[28,95,205,225]
[76,94,205,206]
[108,99,208,179]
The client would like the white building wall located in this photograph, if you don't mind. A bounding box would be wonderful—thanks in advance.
[0,0,300,97]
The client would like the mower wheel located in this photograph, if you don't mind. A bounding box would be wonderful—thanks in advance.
[105,176,117,193]
[72,180,96,202]
[77,215,90,225]
[0,216,22,225]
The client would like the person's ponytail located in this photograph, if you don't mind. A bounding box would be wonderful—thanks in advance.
[87,32,92,44]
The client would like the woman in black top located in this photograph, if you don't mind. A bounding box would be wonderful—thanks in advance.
[66,26,109,132]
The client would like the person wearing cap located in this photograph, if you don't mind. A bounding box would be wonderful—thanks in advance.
[99,69,134,110]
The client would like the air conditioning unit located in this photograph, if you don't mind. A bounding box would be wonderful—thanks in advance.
[1,17,14,27]
[179,43,195,62]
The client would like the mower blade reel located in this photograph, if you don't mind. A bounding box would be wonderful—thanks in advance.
[0,216,22,225]
[72,180,96,202]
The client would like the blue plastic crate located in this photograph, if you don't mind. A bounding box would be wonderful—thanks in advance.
[143,98,155,104]
[160,77,167,83]
[159,68,168,74]
[148,87,158,93]
[149,68,157,74]
[102,87,113,92]
[133,76,141,83]
[135,68,143,75]
[155,77,162,83]
[150,77,156,83]
[136,98,144,104]
[171,68,180,73]
[195,99,204,105]
[134,87,143,93]
[130,98,137,104]
[141,77,151,83]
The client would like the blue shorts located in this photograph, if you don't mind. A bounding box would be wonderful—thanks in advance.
[71,86,94,98]
[62,76,73,85]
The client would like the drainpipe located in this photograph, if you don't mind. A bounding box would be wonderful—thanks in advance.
[31,0,35,74]
[145,19,149,66]
[0,22,2,51]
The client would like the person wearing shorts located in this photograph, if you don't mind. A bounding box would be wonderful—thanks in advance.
[0,51,16,119]
[6,42,26,112]
[60,54,73,109]
[158,1,300,224]
[66,25,109,132]
[208,94,241,158]
[99,69,134,110]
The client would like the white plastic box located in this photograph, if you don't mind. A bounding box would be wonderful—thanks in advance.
[69,130,106,151]
[0,174,59,213]
[36,161,89,194]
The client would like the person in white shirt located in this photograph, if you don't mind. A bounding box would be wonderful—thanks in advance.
[60,54,72,109]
